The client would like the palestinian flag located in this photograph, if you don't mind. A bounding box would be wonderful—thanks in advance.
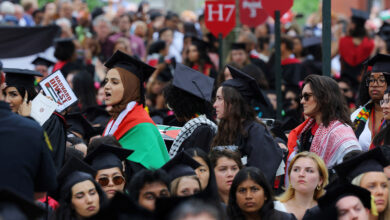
[0,25,60,69]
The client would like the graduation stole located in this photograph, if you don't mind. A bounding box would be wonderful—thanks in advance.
[353,106,371,138]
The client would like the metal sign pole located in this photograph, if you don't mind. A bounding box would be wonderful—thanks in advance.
[274,10,282,120]
[322,0,331,76]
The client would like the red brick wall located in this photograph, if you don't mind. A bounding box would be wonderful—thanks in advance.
[331,0,367,17]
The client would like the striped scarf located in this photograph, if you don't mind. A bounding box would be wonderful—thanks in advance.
[353,101,372,138]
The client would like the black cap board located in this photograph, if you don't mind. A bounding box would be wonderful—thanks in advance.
[104,50,156,83]
[191,36,209,51]
[333,147,389,182]
[65,113,98,142]
[222,65,268,105]
[302,37,322,48]
[31,56,55,67]
[84,143,133,170]
[317,182,371,219]
[54,37,75,44]
[231,42,246,50]
[57,156,97,199]
[0,188,46,220]
[4,68,42,88]
[172,63,215,102]
[351,8,369,22]
[366,53,390,74]
[161,151,201,182]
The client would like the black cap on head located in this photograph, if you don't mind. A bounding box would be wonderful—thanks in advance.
[222,65,268,105]
[161,151,201,182]
[0,188,46,219]
[318,182,371,215]
[57,156,97,199]
[84,143,133,171]
[4,68,42,88]
[105,50,156,82]
[366,53,390,73]
[65,113,98,142]
[231,42,246,51]
[334,147,389,182]
[191,36,209,51]
[302,37,322,48]
[54,37,75,44]
[31,56,55,67]
[172,63,215,102]
[351,8,369,22]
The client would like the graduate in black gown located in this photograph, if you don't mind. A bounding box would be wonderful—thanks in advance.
[3,68,67,172]
[212,65,284,185]
[164,63,217,157]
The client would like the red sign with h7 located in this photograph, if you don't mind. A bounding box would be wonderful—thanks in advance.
[205,0,236,38]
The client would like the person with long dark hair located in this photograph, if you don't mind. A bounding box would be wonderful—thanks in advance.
[71,70,98,112]
[3,68,67,172]
[227,167,296,220]
[352,54,390,150]
[184,37,217,78]
[373,87,390,146]
[164,63,217,157]
[55,157,107,220]
[287,75,361,168]
[212,65,283,184]
[339,8,374,89]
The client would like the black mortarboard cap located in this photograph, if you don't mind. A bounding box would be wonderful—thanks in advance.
[191,36,209,51]
[161,151,201,182]
[334,147,389,182]
[65,113,98,142]
[31,56,55,67]
[54,37,75,44]
[231,42,246,50]
[222,65,268,105]
[302,37,322,48]
[105,50,155,83]
[172,63,215,102]
[84,143,133,170]
[351,8,369,22]
[83,106,110,126]
[366,53,390,73]
[4,68,42,88]
[0,188,46,220]
[318,182,371,211]
[57,156,97,199]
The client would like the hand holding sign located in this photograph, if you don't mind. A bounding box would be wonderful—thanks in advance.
[262,0,293,19]
[39,70,78,112]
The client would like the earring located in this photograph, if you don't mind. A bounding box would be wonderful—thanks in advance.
[316,185,321,190]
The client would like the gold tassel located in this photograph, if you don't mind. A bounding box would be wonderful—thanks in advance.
[371,195,378,216]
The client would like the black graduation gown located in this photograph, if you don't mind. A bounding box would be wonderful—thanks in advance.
[179,124,216,154]
[263,209,297,220]
[0,101,57,200]
[42,113,67,172]
[281,62,305,87]
[238,120,284,185]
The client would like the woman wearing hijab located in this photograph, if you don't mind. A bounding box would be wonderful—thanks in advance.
[102,50,169,169]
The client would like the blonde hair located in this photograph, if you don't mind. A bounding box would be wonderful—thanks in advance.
[170,175,201,197]
[352,173,390,220]
[277,152,329,202]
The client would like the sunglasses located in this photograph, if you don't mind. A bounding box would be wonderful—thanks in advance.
[380,98,390,106]
[299,93,313,101]
[98,175,125,187]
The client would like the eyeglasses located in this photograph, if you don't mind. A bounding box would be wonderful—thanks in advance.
[299,93,313,101]
[380,98,390,105]
[366,77,387,87]
[98,175,125,187]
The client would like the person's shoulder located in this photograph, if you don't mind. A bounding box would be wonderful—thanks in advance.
[265,209,297,220]
[8,113,42,131]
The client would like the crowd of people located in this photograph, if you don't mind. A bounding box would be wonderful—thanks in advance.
[1,0,390,219]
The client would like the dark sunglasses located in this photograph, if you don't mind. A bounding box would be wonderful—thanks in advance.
[98,176,125,187]
[299,93,313,101]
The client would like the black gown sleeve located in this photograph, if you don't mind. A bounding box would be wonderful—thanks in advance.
[42,114,67,172]
[180,125,216,153]
[241,121,284,185]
